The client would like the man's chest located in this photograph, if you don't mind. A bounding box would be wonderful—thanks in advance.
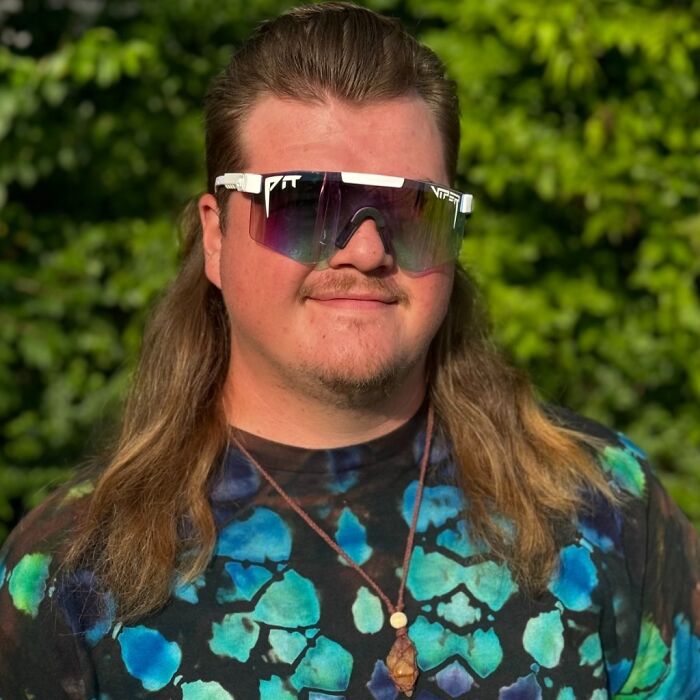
[88,495,614,699]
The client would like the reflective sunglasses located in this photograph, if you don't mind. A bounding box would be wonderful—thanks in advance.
[214,171,473,273]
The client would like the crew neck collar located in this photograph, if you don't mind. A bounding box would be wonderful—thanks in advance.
[227,402,429,474]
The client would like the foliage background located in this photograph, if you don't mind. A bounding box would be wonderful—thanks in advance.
[1,0,699,541]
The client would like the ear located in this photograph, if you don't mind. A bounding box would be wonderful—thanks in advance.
[199,192,223,289]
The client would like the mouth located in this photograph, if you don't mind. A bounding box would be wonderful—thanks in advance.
[300,274,409,307]
[309,291,398,303]
[306,294,398,310]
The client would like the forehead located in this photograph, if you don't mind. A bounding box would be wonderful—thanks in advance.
[239,95,449,184]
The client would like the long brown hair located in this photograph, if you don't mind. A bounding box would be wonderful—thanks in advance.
[66,2,612,620]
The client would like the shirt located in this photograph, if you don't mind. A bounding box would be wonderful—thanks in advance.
[1,407,699,699]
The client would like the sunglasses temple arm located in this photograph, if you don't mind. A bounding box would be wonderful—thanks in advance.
[213,173,263,194]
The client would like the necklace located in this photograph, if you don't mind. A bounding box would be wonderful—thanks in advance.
[231,403,434,698]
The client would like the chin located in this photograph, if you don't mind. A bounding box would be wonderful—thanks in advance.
[296,355,418,410]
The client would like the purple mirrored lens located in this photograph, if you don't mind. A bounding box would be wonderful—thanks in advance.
[249,172,465,272]
[336,184,462,272]
[249,174,326,263]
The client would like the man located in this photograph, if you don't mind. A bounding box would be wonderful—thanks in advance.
[1,3,698,698]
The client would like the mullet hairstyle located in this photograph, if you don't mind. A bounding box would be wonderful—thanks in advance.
[66,2,613,621]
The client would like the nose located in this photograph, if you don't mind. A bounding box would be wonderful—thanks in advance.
[327,211,394,273]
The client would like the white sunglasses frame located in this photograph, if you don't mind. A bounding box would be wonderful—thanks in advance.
[214,171,474,216]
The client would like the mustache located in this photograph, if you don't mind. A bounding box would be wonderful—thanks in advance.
[299,273,410,304]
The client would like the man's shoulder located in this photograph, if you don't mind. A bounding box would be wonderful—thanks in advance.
[0,477,95,575]
[545,404,653,502]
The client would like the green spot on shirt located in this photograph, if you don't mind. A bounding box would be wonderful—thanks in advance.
[61,480,95,505]
[600,446,646,497]
[8,552,52,617]
[617,619,669,693]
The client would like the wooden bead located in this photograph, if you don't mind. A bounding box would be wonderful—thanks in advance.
[390,611,408,629]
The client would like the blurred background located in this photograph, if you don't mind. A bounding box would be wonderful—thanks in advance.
[1,0,699,541]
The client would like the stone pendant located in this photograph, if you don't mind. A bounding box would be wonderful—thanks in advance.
[386,631,418,696]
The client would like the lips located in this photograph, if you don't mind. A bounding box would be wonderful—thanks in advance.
[308,292,398,304]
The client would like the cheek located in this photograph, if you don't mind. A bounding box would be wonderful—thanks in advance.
[410,269,454,329]
[219,235,309,324]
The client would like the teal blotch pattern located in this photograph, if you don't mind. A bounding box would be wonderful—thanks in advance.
[436,519,486,558]
[1,411,698,698]
[290,636,353,692]
[523,610,565,668]
[269,629,308,664]
[436,591,481,627]
[462,561,518,611]
[335,508,372,566]
[259,675,296,700]
[652,615,700,697]
[352,586,384,634]
[549,544,598,611]
[118,625,182,691]
[402,482,462,532]
[84,592,116,646]
[579,521,615,553]
[409,616,503,677]
[180,679,234,699]
[406,547,464,599]
[209,613,260,661]
[174,575,206,604]
[216,508,292,562]
[406,547,517,612]
[617,433,647,460]
[251,570,320,627]
[221,562,273,602]
[579,633,603,667]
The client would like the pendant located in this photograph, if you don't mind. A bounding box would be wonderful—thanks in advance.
[386,630,418,697]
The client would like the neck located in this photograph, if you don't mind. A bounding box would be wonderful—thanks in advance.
[222,356,428,449]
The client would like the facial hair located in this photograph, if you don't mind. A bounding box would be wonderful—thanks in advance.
[292,272,420,409]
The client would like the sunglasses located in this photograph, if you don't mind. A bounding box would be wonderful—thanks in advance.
[214,171,473,274]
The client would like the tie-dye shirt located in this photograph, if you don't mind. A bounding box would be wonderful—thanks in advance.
[1,409,699,699]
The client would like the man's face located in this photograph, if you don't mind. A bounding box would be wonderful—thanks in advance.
[200,95,454,408]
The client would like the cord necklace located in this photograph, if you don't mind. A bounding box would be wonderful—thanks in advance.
[231,403,434,697]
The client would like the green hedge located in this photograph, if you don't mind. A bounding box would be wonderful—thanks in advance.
[1,0,698,541]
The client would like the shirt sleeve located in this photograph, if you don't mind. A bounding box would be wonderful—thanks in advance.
[0,499,97,699]
[612,465,700,698]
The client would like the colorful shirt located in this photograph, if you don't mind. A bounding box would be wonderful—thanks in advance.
[0,408,699,699]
